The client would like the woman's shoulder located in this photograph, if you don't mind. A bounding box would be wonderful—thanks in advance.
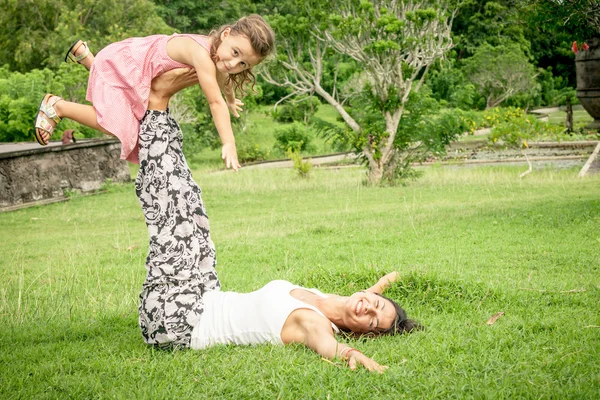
[280,307,334,344]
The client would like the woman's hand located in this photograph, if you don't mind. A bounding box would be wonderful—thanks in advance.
[379,271,399,287]
[222,142,241,171]
[367,271,400,294]
[227,99,244,118]
[347,350,388,373]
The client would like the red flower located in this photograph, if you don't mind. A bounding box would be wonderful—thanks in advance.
[582,42,590,51]
[572,41,579,53]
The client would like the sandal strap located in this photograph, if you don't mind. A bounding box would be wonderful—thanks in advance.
[67,41,90,63]
[39,95,62,124]
[35,114,55,134]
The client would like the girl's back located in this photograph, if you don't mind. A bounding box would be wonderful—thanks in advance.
[87,34,210,163]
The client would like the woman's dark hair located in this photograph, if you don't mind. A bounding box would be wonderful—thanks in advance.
[376,293,424,335]
[337,293,424,338]
[209,14,275,96]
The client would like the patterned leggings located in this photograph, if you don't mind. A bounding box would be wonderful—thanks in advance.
[135,110,220,348]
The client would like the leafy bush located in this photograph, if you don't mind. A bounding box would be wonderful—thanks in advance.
[235,130,271,163]
[286,149,312,178]
[0,64,96,142]
[488,110,566,147]
[274,122,316,154]
[427,63,482,110]
[458,107,530,135]
[271,96,321,124]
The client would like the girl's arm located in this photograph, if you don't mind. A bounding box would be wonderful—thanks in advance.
[366,271,400,294]
[166,37,240,170]
[282,309,388,373]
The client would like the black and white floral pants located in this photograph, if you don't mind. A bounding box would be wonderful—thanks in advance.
[135,110,220,348]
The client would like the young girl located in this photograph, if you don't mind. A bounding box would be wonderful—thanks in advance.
[33,14,274,168]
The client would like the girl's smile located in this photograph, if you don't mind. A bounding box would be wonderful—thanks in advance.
[215,28,261,75]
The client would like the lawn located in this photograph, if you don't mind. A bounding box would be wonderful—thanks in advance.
[546,105,594,126]
[1,164,599,399]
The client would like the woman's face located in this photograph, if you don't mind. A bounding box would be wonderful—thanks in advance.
[342,291,397,334]
[215,28,261,75]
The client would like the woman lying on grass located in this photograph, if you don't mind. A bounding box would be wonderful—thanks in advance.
[134,72,421,371]
[68,43,421,372]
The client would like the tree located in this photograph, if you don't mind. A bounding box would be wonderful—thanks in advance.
[263,0,457,184]
[462,42,537,108]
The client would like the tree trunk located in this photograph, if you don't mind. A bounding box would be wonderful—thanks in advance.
[367,161,384,184]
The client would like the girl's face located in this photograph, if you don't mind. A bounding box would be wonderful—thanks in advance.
[341,291,397,334]
[215,28,261,75]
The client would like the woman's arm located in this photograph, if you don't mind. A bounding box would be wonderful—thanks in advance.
[166,37,240,170]
[282,309,388,373]
[366,271,400,294]
[148,68,198,110]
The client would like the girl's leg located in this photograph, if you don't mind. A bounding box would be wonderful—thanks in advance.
[53,101,112,135]
[35,99,114,145]
[136,110,219,348]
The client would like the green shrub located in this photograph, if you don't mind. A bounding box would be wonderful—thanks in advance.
[237,143,271,163]
[274,122,316,154]
[0,64,97,142]
[235,130,271,163]
[489,111,566,147]
[271,96,321,124]
[286,149,312,178]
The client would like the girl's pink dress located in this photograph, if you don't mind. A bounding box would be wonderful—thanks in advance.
[87,34,211,164]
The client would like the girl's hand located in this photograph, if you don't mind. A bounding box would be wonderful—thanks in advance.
[222,142,241,171]
[347,351,388,373]
[227,99,244,118]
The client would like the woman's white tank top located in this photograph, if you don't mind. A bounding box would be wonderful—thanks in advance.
[190,280,339,349]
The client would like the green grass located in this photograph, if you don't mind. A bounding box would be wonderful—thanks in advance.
[546,105,594,125]
[1,165,599,398]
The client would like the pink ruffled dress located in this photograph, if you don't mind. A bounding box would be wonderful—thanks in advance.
[86,34,211,164]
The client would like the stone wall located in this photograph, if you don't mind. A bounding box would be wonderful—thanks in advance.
[0,139,130,211]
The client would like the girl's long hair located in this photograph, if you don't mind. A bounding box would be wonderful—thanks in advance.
[209,14,275,96]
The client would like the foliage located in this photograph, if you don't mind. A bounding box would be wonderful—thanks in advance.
[0,64,97,142]
[488,109,566,147]
[271,96,321,124]
[462,42,538,108]
[535,67,578,107]
[151,0,296,33]
[286,148,312,178]
[530,0,600,39]
[235,130,271,163]
[274,122,316,154]
[452,0,531,58]
[265,0,457,184]
[426,60,481,110]
[391,91,470,181]
[314,88,465,184]
[179,82,264,161]
[0,0,172,72]
[153,0,252,33]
